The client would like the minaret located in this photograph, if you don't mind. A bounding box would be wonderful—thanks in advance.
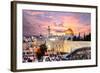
[47,26,51,37]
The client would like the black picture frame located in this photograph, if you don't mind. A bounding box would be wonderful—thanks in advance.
[11,1,98,72]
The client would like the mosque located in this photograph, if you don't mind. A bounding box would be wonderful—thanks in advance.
[64,28,74,40]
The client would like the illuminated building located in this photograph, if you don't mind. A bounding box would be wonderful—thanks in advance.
[64,28,74,40]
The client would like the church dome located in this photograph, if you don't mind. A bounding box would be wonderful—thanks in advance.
[65,28,74,36]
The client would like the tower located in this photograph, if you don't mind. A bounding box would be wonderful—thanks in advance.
[83,32,86,40]
[78,32,81,40]
[47,26,51,37]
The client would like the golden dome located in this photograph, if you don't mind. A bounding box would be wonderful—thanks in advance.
[65,28,74,36]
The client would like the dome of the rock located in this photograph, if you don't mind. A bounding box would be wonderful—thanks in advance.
[65,28,74,36]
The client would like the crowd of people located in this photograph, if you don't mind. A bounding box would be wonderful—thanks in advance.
[66,47,91,60]
[22,46,65,62]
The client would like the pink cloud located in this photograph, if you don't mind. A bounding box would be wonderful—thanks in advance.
[23,11,90,36]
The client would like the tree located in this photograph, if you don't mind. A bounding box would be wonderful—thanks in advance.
[83,33,91,41]
[73,36,77,41]
[36,44,47,62]
[39,44,47,56]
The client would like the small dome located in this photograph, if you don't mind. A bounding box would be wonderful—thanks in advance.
[65,28,74,36]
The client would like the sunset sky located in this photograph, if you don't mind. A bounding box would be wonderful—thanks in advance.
[23,10,91,37]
